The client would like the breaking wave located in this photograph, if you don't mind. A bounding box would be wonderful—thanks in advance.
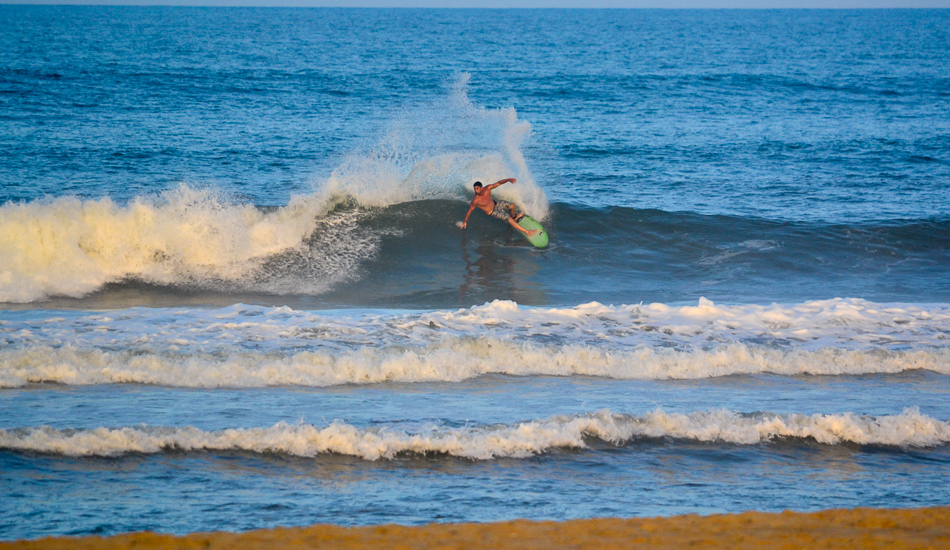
[0,74,547,304]
[2,298,949,388]
[2,339,949,389]
[2,409,947,459]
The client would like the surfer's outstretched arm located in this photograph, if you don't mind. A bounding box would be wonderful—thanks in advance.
[486,177,516,191]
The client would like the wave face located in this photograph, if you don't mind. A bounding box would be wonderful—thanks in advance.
[2,409,947,459]
[2,299,949,388]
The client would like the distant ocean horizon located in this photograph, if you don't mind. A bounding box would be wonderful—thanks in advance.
[2,5,949,541]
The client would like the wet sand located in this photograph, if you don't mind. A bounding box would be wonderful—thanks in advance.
[4,507,949,550]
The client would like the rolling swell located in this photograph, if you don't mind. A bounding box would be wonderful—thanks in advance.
[324,201,950,308]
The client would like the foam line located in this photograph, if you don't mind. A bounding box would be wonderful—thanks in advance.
[1,340,949,389]
[2,298,949,388]
[2,409,946,459]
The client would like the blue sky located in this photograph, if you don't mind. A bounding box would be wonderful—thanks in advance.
[1,0,948,6]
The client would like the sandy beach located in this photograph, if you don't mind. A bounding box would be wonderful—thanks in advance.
[4,507,948,550]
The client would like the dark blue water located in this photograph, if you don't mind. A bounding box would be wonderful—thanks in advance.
[1,6,949,541]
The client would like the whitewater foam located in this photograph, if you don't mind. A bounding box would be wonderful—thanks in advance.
[2,340,947,389]
[2,409,946,459]
[2,298,949,388]
[0,185,336,303]
[9,297,949,352]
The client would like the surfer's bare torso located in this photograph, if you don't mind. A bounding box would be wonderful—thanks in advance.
[462,178,537,237]
[469,185,498,216]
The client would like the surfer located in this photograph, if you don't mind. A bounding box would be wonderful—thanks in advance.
[461,178,538,237]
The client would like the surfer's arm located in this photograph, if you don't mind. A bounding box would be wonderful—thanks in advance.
[487,178,516,190]
[462,202,477,229]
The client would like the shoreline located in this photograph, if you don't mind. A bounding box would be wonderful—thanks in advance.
[4,507,949,550]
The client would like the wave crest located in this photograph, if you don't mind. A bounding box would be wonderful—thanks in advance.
[2,409,946,459]
[2,340,948,389]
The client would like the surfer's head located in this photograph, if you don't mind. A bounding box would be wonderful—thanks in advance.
[472,181,483,195]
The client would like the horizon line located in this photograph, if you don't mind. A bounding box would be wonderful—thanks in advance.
[2,2,948,7]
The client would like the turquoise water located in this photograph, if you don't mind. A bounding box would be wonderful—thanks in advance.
[1,6,949,540]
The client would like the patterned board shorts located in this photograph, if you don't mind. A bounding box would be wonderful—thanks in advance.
[490,200,522,222]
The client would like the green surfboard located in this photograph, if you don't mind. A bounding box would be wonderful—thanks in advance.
[517,215,549,248]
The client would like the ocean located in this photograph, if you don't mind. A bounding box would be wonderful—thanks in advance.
[1,6,949,540]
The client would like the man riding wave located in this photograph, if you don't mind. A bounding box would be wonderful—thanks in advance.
[461,178,538,237]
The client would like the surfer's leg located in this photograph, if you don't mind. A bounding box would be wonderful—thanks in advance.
[509,204,527,223]
[508,218,537,236]
[495,201,536,236]
[508,204,533,230]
